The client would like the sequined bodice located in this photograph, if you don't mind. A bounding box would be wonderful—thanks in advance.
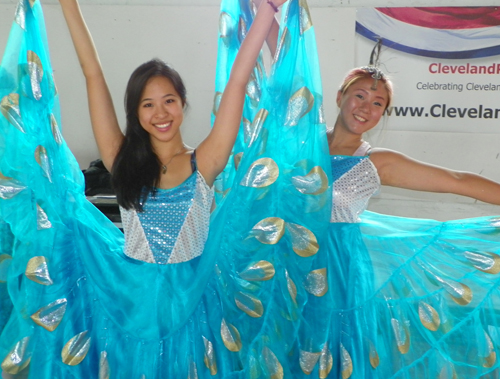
[120,171,214,264]
[330,155,380,223]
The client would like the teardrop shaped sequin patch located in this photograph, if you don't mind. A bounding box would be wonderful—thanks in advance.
[0,174,26,200]
[37,204,52,230]
[27,51,44,101]
[0,254,12,283]
[319,343,333,379]
[221,319,242,352]
[61,331,91,366]
[50,114,63,145]
[464,250,500,274]
[304,268,328,297]
[240,158,279,188]
[391,318,410,354]
[1,94,25,133]
[368,341,380,369]
[299,0,313,34]
[299,350,320,375]
[212,91,223,116]
[285,87,314,127]
[25,256,53,286]
[239,260,275,281]
[340,343,353,379]
[219,12,233,47]
[262,347,284,379]
[99,351,110,379]
[286,222,319,257]
[292,166,328,195]
[1,337,31,374]
[248,109,269,147]
[251,217,285,245]
[285,270,297,305]
[235,292,264,318]
[418,301,440,331]
[35,146,52,182]
[273,27,290,66]
[30,298,67,332]
[202,336,218,375]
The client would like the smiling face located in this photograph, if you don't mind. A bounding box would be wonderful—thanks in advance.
[335,77,389,137]
[137,76,185,147]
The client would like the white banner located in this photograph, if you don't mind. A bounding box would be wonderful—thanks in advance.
[356,7,500,133]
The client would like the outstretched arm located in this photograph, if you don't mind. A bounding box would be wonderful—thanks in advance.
[370,148,500,205]
[59,0,124,171]
[197,0,287,186]
[253,0,281,56]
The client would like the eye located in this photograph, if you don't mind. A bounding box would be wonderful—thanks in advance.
[166,98,175,104]
[143,103,153,108]
[355,94,364,100]
[374,101,383,107]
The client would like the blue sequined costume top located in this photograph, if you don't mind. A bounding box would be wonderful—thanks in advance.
[120,154,213,265]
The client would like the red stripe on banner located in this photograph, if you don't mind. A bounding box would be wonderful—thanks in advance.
[376,7,500,29]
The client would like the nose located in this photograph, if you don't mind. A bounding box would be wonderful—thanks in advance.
[358,100,370,113]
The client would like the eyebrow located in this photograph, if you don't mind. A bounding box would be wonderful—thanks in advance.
[140,93,176,103]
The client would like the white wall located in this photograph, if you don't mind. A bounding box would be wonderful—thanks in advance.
[1,1,499,220]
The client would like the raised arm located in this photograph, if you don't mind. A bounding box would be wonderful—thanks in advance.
[59,0,124,171]
[196,0,287,186]
[371,148,500,205]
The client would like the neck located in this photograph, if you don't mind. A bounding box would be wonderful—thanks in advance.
[328,120,363,155]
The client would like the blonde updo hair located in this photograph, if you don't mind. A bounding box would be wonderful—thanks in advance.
[339,67,393,111]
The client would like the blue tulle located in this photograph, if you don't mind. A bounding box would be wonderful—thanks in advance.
[0,1,236,377]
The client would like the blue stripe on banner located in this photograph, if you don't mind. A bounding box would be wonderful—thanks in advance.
[356,22,500,59]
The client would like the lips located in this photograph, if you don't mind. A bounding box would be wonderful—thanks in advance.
[353,114,367,122]
[154,121,172,130]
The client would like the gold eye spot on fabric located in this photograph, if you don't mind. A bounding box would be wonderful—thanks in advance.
[292,166,328,195]
[0,254,12,283]
[368,341,379,369]
[285,87,314,127]
[464,250,500,274]
[285,270,297,305]
[50,114,63,145]
[483,331,496,368]
[418,301,440,332]
[448,281,473,306]
[219,12,233,47]
[248,109,269,147]
[273,27,290,66]
[25,256,53,286]
[1,93,25,133]
[391,318,410,354]
[187,359,198,379]
[299,0,313,34]
[27,50,44,101]
[37,204,52,230]
[202,336,218,375]
[319,343,333,378]
[286,222,319,257]
[239,260,275,282]
[221,319,242,352]
[30,298,67,332]
[246,71,261,108]
[262,347,284,379]
[61,331,91,366]
[299,350,320,375]
[1,336,31,374]
[14,0,28,30]
[340,343,353,379]
[99,351,110,379]
[233,152,243,170]
[35,145,52,183]
[235,291,264,318]
[251,217,285,245]
[241,158,279,188]
[439,364,457,379]
[238,16,247,44]
[304,268,328,297]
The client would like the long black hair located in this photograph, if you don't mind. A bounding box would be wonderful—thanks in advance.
[111,59,187,211]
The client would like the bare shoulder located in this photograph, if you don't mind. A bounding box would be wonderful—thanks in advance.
[369,148,407,169]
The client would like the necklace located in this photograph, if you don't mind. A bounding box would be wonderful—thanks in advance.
[160,146,186,175]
